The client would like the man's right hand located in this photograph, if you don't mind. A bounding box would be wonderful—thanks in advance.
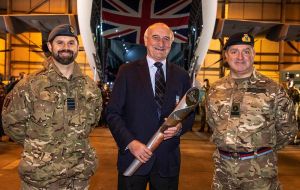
[128,140,152,163]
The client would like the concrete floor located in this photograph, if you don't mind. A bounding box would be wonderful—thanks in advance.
[0,125,300,190]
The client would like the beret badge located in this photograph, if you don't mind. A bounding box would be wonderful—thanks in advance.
[69,26,75,34]
[242,34,251,43]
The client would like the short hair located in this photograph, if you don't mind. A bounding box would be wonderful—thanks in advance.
[144,23,174,42]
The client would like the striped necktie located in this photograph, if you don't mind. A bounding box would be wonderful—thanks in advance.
[154,62,166,115]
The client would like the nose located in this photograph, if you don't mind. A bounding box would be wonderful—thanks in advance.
[61,42,71,49]
[156,38,164,47]
[237,52,243,60]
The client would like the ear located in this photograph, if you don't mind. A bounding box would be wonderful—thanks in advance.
[47,42,52,53]
[77,41,80,51]
[144,36,148,46]
[252,49,256,57]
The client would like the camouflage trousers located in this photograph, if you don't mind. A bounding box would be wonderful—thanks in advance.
[212,150,281,190]
[20,178,90,190]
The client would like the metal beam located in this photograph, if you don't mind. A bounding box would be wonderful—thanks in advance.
[12,34,45,59]
[0,32,6,40]
[27,0,49,14]
[5,33,11,80]
[65,0,72,14]
[3,16,14,34]
[213,18,224,39]
[3,16,33,34]
[279,0,287,71]
[266,24,289,41]
[7,0,12,14]
[287,41,300,55]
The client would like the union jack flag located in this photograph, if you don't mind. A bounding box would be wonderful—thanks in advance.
[101,0,192,44]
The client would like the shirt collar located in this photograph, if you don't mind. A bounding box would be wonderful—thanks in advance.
[227,67,263,85]
[146,56,166,68]
[46,57,83,80]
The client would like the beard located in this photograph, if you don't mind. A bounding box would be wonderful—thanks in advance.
[52,49,77,65]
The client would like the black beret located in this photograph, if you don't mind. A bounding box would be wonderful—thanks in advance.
[48,24,78,42]
[224,33,254,50]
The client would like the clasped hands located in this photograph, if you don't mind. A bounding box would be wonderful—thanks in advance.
[127,122,182,163]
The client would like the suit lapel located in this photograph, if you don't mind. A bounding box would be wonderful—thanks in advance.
[161,62,174,113]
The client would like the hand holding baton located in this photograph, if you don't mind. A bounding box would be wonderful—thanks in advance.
[123,87,204,176]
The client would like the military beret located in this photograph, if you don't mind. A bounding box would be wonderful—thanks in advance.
[224,32,254,50]
[48,24,78,42]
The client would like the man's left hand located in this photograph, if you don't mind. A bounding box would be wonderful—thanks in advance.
[163,123,182,140]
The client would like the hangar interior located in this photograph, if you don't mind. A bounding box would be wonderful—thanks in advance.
[0,0,300,85]
[0,1,300,189]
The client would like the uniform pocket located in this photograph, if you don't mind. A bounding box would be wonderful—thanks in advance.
[32,90,57,122]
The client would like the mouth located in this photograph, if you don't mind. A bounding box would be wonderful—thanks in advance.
[59,50,73,57]
[60,52,71,56]
[154,47,165,52]
[234,61,245,64]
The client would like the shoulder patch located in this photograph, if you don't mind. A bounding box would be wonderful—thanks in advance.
[3,93,12,108]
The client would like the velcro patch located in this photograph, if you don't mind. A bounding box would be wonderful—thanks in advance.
[247,88,266,93]
[67,98,75,110]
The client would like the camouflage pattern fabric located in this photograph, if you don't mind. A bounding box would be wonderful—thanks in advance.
[21,178,89,190]
[212,150,280,190]
[2,57,102,188]
[206,69,298,189]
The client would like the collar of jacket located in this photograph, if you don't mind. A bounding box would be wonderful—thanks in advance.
[226,67,265,86]
[43,57,83,80]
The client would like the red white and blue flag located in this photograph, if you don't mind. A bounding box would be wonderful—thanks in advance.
[101,0,192,44]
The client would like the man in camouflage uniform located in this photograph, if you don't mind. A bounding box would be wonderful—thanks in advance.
[206,32,298,190]
[2,24,102,190]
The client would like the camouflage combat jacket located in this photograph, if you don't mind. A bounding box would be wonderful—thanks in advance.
[2,58,102,187]
[206,69,297,152]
